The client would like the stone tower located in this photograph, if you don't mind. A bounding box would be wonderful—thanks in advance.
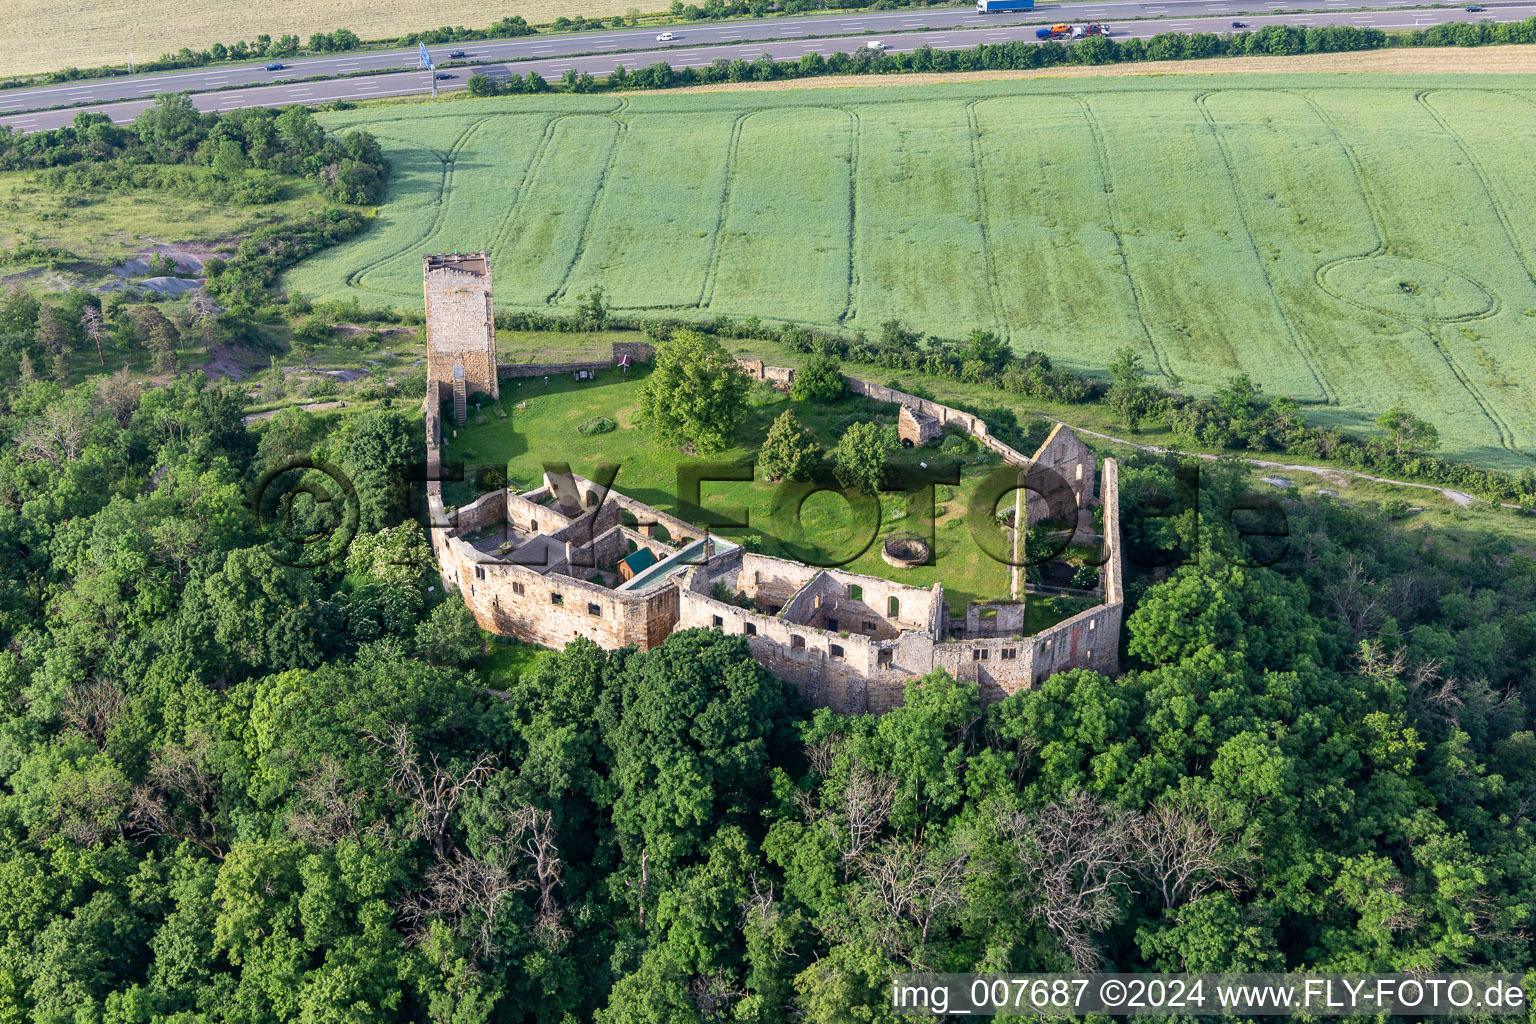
[423,252,498,424]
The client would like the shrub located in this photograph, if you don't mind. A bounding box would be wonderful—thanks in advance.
[578,416,618,436]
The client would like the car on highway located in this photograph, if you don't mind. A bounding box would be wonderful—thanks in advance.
[1465,4,1483,9]
[866,40,887,49]
[435,72,455,79]
[1231,20,1246,27]
[264,62,284,71]
[448,50,467,58]
[656,32,675,41]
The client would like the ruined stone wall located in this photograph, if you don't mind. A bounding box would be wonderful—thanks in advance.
[934,638,1035,704]
[453,488,507,535]
[505,489,578,538]
[736,553,819,611]
[424,380,443,449]
[823,568,941,632]
[439,533,679,651]
[1026,458,1123,682]
[499,359,610,380]
[612,340,655,365]
[498,341,656,381]
[424,264,498,401]
[1031,423,1098,506]
[677,586,914,715]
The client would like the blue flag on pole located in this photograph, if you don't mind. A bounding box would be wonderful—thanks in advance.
[419,42,433,69]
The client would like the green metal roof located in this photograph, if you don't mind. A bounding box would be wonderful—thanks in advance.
[620,548,657,575]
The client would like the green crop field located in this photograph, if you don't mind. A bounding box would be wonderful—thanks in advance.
[285,76,1536,467]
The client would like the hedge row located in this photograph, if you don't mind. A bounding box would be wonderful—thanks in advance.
[466,17,1536,95]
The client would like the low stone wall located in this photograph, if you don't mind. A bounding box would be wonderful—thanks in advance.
[497,341,656,381]
[499,359,610,380]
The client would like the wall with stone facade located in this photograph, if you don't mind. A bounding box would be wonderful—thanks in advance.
[423,257,498,401]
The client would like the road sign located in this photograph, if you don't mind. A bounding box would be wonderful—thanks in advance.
[418,42,433,69]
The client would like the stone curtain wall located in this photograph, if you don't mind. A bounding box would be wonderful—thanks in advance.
[737,359,1097,513]
[497,341,656,381]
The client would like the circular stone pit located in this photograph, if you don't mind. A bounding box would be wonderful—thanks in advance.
[882,532,932,569]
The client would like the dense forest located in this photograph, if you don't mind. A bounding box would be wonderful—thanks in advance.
[0,365,1531,1020]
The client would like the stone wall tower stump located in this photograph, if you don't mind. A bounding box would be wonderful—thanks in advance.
[423,252,498,425]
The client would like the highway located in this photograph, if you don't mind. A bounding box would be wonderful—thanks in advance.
[2,1,1527,133]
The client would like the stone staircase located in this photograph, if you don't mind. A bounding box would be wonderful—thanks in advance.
[452,377,468,425]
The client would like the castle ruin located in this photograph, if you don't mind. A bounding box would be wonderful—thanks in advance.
[422,254,1124,713]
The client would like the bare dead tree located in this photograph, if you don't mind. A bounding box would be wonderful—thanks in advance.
[15,401,93,465]
[127,732,227,858]
[397,849,522,961]
[857,838,969,967]
[187,291,219,352]
[841,758,896,866]
[99,367,143,428]
[995,792,1138,971]
[689,971,748,1024]
[367,721,495,858]
[60,678,125,749]
[1327,555,1384,642]
[80,305,107,366]
[1129,794,1255,909]
[624,849,650,929]
[804,735,844,777]
[286,756,391,846]
[505,805,567,947]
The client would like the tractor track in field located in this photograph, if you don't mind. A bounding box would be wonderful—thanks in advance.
[838,106,862,325]
[344,114,494,294]
[551,109,629,305]
[965,98,1008,344]
[1419,90,1536,298]
[488,113,569,274]
[1069,94,1173,384]
[1297,90,1517,454]
[697,110,753,311]
[1194,90,1336,408]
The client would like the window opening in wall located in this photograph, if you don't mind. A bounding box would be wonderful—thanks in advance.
[530,521,538,532]
[588,603,601,617]
[863,621,875,633]
[713,615,723,628]
[550,593,563,606]
[849,584,863,601]
[1089,619,1096,631]
[877,649,893,667]
[1002,648,1017,660]
[513,582,525,596]
[745,622,757,636]
[826,618,838,632]
[791,635,805,650]
[474,566,485,580]
[829,644,844,660]
[1086,649,1093,661]
[888,596,900,617]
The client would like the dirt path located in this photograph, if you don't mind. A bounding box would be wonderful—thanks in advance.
[1036,414,1485,507]
[243,401,347,425]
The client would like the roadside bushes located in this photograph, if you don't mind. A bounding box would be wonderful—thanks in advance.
[589,18,1532,93]
[466,71,551,96]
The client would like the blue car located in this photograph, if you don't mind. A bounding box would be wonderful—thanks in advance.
[264,62,284,70]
